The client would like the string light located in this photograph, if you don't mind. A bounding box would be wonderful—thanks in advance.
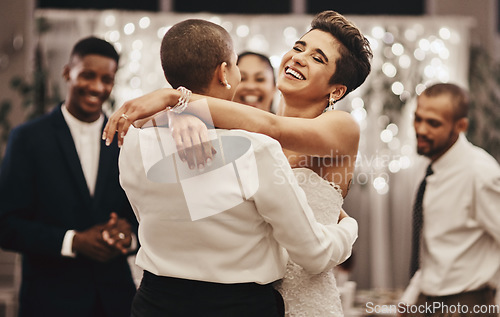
[38,11,468,195]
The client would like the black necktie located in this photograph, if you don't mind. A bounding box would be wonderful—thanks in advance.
[410,164,433,277]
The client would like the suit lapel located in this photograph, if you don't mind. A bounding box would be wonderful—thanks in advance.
[93,117,116,203]
[51,106,92,202]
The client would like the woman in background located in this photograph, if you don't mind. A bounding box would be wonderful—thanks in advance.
[234,51,276,112]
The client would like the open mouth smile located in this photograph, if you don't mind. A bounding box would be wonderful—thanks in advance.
[285,66,305,80]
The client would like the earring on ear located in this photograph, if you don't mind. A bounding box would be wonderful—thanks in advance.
[221,81,231,90]
[327,94,336,112]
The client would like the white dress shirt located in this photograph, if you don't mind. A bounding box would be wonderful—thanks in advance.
[61,104,103,195]
[60,105,103,257]
[402,133,500,302]
[119,124,358,285]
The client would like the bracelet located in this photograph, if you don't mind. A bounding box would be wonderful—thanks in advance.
[169,86,192,114]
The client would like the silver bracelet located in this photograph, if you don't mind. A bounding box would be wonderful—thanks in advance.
[170,86,192,114]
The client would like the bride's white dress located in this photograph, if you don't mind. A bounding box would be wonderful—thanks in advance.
[275,168,344,317]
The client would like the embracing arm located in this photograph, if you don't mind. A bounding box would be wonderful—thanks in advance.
[252,138,358,272]
[103,88,360,157]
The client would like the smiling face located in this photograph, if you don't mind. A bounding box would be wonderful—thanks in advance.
[63,54,117,122]
[234,54,275,111]
[277,29,342,105]
[414,93,464,161]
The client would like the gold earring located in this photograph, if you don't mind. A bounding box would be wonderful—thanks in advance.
[327,95,336,111]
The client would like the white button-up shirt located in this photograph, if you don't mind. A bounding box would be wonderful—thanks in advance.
[119,124,358,284]
[60,105,103,257]
[402,133,500,302]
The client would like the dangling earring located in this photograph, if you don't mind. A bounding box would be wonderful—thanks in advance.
[327,95,336,111]
[221,81,231,90]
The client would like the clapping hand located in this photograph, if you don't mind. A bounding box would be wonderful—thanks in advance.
[101,212,133,255]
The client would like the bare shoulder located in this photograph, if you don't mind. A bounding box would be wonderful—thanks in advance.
[319,110,360,140]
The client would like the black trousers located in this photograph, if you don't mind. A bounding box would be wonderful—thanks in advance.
[131,271,284,317]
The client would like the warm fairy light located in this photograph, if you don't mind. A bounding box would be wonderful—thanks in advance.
[132,40,143,50]
[269,55,281,68]
[413,48,425,61]
[382,62,397,78]
[391,43,404,56]
[108,30,120,42]
[221,21,233,32]
[248,35,269,52]
[130,76,141,89]
[415,84,427,95]
[388,160,401,173]
[439,27,451,40]
[371,26,385,39]
[399,156,411,169]
[129,50,142,61]
[157,26,169,39]
[380,129,393,143]
[209,16,222,25]
[351,97,364,109]
[391,81,404,95]
[366,35,379,50]
[383,32,394,44]
[128,61,140,74]
[387,123,399,136]
[373,177,389,195]
[236,25,250,37]
[124,23,135,35]
[399,55,411,68]
[104,14,116,27]
[404,28,417,41]
[418,38,431,51]
[351,107,367,123]
[283,27,297,39]
[139,17,151,29]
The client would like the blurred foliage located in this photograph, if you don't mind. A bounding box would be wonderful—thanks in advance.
[0,17,59,161]
[467,46,500,162]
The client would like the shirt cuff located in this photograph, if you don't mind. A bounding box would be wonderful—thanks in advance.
[400,271,421,305]
[128,233,138,252]
[61,230,77,258]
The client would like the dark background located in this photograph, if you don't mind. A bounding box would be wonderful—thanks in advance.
[37,0,426,15]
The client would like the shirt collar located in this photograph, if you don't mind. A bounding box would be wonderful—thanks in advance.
[432,133,468,172]
[61,104,104,131]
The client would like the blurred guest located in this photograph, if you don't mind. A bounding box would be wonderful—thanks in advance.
[0,36,137,317]
[400,83,500,316]
[234,51,276,112]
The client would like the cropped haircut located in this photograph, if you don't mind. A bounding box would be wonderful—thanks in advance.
[70,36,119,65]
[310,11,372,101]
[237,51,276,84]
[421,83,469,120]
[160,19,234,94]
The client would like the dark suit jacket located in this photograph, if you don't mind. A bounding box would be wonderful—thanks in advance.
[0,105,138,317]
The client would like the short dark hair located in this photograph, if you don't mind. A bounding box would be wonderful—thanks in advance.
[160,19,234,94]
[310,11,372,101]
[70,36,119,64]
[237,51,276,84]
[420,83,469,120]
